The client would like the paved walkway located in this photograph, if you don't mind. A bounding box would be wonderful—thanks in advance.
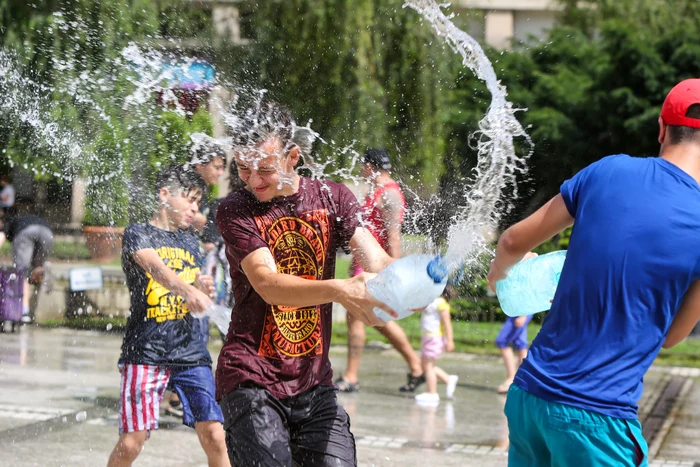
[0,327,699,466]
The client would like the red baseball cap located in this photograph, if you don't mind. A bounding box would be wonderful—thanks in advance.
[661,79,700,129]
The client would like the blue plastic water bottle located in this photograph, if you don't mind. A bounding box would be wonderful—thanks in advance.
[367,254,448,322]
[495,250,567,317]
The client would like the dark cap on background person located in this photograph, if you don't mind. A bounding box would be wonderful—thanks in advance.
[362,148,392,171]
[661,79,700,129]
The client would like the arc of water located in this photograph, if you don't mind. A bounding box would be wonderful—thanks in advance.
[403,0,533,272]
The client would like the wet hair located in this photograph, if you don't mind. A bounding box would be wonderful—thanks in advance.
[156,164,207,198]
[230,100,312,155]
[666,104,700,145]
[190,143,226,166]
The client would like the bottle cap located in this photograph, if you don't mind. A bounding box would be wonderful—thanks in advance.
[427,256,448,283]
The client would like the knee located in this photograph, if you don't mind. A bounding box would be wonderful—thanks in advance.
[115,434,145,461]
[198,422,227,451]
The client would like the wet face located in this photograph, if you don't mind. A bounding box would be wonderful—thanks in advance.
[196,156,226,186]
[235,138,299,202]
[361,162,378,180]
[160,187,202,229]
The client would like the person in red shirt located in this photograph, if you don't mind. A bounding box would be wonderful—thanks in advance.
[335,148,425,393]
[216,101,398,466]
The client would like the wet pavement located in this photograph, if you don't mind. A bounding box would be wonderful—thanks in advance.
[0,327,698,466]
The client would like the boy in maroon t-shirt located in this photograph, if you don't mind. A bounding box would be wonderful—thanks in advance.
[216,101,397,466]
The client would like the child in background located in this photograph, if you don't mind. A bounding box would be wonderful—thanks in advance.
[495,315,532,394]
[414,288,459,404]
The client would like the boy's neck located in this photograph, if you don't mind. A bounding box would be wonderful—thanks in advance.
[661,144,700,185]
[149,210,173,231]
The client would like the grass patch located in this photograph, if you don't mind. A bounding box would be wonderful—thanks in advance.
[331,318,700,366]
[41,315,128,333]
[335,256,351,280]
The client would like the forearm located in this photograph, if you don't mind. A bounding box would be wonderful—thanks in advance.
[134,251,196,298]
[493,195,574,274]
[254,272,343,307]
[350,227,394,273]
[386,232,402,259]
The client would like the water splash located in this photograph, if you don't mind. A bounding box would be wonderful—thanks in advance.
[404,0,533,273]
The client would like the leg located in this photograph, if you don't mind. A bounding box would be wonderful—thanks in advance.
[516,347,528,366]
[542,398,647,466]
[168,367,228,465]
[107,431,148,467]
[504,385,550,466]
[340,312,366,386]
[220,387,292,467]
[377,321,422,376]
[434,365,450,385]
[11,232,34,317]
[194,420,230,467]
[499,347,517,392]
[422,357,438,393]
[289,386,356,467]
[110,364,170,466]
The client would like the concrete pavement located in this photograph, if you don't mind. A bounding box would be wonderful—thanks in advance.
[0,327,698,466]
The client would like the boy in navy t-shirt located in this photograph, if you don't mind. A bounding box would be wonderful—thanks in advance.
[487,79,700,466]
[107,165,229,467]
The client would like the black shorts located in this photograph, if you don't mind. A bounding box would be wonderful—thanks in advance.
[220,385,356,467]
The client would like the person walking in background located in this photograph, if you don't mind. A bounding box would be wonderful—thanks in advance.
[335,148,426,393]
[414,287,459,404]
[0,214,54,323]
[188,142,226,240]
[495,315,532,394]
[0,175,16,219]
[107,165,229,467]
[487,79,700,466]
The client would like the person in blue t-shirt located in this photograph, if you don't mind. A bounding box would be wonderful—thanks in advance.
[107,165,230,467]
[487,78,700,466]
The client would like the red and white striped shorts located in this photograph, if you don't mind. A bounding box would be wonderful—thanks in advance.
[118,364,171,434]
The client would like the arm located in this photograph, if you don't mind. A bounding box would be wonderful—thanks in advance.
[0,232,5,250]
[241,245,395,326]
[663,280,700,349]
[133,248,213,313]
[348,227,394,273]
[487,195,574,290]
[378,189,403,259]
[440,305,454,352]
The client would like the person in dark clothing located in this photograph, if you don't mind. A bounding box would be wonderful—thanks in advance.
[107,165,229,467]
[0,215,54,322]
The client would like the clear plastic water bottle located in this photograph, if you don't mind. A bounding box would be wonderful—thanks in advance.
[191,304,231,335]
[495,250,567,317]
[367,254,448,322]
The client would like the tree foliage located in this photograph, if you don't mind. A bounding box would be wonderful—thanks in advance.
[225,0,459,190]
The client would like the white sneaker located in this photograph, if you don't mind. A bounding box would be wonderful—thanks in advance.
[446,375,459,399]
[415,392,440,404]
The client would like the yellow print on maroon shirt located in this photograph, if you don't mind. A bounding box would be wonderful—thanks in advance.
[256,211,330,359]
[144,246,200,323]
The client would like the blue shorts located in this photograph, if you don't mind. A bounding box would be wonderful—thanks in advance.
[118,364,223,434]
[495,316,531,350]
[504,385,647,467]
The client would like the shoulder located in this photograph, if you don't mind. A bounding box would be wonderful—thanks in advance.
[217,190,252,219]
[124,223,149,237]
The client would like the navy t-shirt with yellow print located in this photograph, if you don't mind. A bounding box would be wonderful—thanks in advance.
[119,223,212,367]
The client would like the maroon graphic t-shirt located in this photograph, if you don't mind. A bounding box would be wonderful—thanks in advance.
[215,177,362,400]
